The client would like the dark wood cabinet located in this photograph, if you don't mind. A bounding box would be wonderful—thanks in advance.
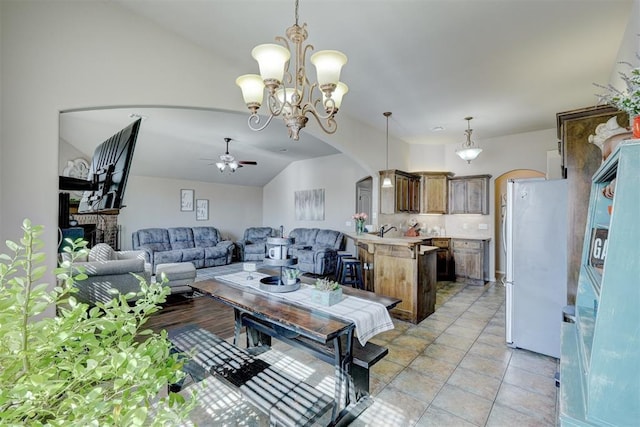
[418,172,453,214]
[380,170,421,214]
[448,175,491,214]
[452,238,490,285]
[556,106,627,305]
[426,237,453,281]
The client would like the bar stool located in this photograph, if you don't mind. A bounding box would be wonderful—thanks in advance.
[335,251,353,281]
[340,258,364,290]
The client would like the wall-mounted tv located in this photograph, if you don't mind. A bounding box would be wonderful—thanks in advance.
[59,118,141,214]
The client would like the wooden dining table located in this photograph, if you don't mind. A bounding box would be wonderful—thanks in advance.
[191,269,401,425]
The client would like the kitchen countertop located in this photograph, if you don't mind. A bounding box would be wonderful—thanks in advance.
[345,232,491,244]
[345,232,438,249]
[435,236,492,241]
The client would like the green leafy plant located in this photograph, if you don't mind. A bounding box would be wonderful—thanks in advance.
[283,268,301,280]
[0,219,194,426]
[313,278,341,292]
[595,52,640,116]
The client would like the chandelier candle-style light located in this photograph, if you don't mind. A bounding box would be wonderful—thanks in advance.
[236,0,348,140]
[456,116,483,163]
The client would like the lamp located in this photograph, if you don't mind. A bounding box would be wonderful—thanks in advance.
[382,112,393,188]
[456,116,483,163]
[236,0,347,140]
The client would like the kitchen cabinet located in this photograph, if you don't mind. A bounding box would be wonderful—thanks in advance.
[426,237,453,281]
[448,174,491,214]
[418,172,453,214]
[379,170,421,214]
[556,106,628,305]
[349,232,437,323]
[559,140,639,427]
[452,238,490,285]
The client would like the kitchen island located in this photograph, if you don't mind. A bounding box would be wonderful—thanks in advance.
[345,232,438,324]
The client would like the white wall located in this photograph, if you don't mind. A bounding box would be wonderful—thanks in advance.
[118,176,263,249]
[263,153,369,236]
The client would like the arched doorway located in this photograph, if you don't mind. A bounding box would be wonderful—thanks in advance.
[494,169,545,280]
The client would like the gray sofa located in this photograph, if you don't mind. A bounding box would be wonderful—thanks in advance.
[288,228,345,276]
[132,227,234,273]
[61,243,152,305]
[236,227,278,261]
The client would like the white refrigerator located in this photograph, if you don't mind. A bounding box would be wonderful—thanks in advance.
[504,178,567,358]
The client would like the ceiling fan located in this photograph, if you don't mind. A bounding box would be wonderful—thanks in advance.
[210,137,257,172]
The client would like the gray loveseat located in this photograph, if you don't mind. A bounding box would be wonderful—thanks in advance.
[132,227,234,273]
[288,228,345,276]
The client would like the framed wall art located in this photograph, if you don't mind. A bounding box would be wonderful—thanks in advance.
[181,189,194,211]
[196,199,209,221]
[295,188,325,221]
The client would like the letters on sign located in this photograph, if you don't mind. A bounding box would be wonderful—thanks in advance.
[589,228,608,269]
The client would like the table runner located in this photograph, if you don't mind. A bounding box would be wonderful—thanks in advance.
[215,272,394,346]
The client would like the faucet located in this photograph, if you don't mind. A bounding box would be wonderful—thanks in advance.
[378,224,397,237]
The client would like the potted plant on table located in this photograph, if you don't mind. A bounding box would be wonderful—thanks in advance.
[0,219,194,425]
[310,278,343,306]
[282,267,301,285]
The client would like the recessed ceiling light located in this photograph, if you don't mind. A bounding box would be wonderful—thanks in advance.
[431,126,445,132]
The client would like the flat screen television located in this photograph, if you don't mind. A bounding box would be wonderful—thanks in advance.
[68,118,141,213]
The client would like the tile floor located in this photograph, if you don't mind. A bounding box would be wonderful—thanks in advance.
[181,281,559,426]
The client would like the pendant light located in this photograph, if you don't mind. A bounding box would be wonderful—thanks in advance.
[456,116,483,163]
[382,112,393,188]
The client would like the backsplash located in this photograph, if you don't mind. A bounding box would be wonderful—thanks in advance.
[377,212,492,239]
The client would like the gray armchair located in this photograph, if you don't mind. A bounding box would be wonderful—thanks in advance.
[288,228,344,275]
[61,243,152,305]
[237,227,278,261]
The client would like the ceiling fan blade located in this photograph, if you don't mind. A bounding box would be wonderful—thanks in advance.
[238,161,257,165]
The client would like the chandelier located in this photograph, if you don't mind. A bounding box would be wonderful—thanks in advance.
[235,0,348,140]
[456,116,483,163]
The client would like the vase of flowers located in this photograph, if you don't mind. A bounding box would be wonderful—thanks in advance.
[353,212,367,234]
[595,57,640,138]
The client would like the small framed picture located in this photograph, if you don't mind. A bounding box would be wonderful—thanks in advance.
[196,199,209,221]
[181,189,194,211]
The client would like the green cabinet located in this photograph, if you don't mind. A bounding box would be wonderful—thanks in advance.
[448,174,491,214]
[559,140,640,426]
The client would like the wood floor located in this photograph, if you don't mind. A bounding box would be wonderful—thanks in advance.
[144,293,237,339]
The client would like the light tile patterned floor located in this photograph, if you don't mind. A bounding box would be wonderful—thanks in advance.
[181,281,559,426]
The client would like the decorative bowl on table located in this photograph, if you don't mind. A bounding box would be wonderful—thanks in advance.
[259,276,300,293]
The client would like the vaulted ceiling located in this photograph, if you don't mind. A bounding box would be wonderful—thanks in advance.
[62,1,634,186]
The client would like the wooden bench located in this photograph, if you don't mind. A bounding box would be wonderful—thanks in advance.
[294,334,387,398]
[239,315,388,398]
[168,324,333,427]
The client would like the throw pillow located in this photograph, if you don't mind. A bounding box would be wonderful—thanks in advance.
[88,243,115,262]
